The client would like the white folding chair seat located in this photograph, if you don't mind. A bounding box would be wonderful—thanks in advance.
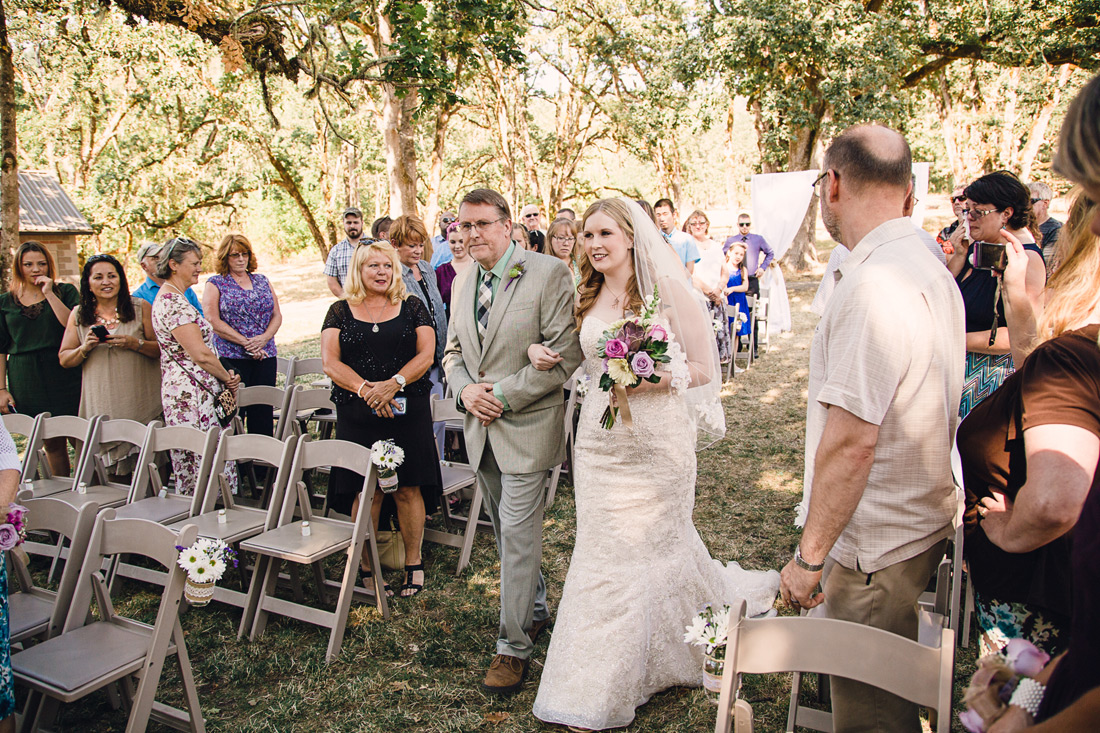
[7,497,99,646]
[13,512,205,732]
[716,601,953,733]
[240,438,389,662]
[18,415,98,500]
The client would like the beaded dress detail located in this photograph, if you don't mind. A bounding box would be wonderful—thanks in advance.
[532,316,779,730]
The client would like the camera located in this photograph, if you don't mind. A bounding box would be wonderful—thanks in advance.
[972,241,1007,272]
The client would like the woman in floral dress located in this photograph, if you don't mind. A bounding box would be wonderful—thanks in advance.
[152,237,240,494]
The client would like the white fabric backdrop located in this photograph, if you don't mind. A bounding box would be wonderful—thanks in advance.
[750,170,821,333]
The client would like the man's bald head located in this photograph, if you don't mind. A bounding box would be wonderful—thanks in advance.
[822,125,912,194]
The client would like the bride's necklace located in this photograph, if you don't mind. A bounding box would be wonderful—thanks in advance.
[603,284,627,307]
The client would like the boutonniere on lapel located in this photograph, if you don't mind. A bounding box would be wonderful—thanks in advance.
[504,261,526,292]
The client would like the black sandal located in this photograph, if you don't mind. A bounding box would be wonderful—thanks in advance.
[399,563,425,598]
[360,566,393,598]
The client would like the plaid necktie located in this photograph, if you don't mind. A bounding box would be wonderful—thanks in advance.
[477,270,493,341]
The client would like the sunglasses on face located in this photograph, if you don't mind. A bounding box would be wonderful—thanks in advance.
[951,196,967,203]
[441,217,455,223]
[1030,198,1047,204]
[739,222,751,227]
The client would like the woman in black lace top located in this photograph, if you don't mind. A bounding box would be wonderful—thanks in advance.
[321,242,441,599]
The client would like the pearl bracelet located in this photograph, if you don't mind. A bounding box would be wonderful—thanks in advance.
[1008,677,1045,718]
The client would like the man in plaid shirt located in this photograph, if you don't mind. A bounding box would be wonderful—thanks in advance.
[324,207,368,298]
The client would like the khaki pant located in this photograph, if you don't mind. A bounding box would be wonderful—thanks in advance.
[822,539,947,733]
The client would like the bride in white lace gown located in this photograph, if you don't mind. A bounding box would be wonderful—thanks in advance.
[531,199,779,731]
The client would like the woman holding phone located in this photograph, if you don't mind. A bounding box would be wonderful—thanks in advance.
[59,255,161,471]
[321,242,441,598]
[946,172,1046,417]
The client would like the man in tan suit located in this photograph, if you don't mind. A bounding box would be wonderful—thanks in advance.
[443,188,582,695]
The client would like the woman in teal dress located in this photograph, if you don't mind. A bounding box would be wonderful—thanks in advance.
[0,242,80,476]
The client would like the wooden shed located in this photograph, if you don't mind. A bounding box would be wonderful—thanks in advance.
[17,171,94,282]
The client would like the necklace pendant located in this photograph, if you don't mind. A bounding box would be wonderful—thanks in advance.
[372,323,380,333]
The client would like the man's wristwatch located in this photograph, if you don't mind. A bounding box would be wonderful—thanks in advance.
[793,545,825,572]
[393,374,406,392]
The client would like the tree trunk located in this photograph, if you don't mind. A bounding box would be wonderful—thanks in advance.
[999,67,1021,170]
[260,139,329,261]
[425,104,454,234]
[379,85,418,217]
[724,98,739,211]
[1019,65,1074,181]
[0,0,16,291]
[935,71,964,185]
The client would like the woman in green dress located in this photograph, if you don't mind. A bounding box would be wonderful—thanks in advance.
[0,242,81,476]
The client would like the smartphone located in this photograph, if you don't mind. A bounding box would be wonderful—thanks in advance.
[91,325,109,341]
[374,397,407,416]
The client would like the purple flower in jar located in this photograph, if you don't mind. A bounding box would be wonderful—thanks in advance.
[604,338,629,359]
[0,523,19,551]
[631,351,655,378]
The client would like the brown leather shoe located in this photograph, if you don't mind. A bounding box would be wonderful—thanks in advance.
[527,616,552,644]
[481,654,527,695]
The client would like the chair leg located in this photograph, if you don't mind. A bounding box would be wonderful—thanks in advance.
[786,671,802,732]
[172,620,207,732]
[239,555,270,640]
[326,542,364,663]
[250,557,282,641]
[310,561,328,604]
[455,481,484,576]
[962,573,975,647]
[366,534,389,621]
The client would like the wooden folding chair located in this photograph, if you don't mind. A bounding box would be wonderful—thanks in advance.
[423,394,491,575]
[19,415,99,500]
[275,356,295,387]
[726,304,750,380]
[109,426,219,588]
[289,356,329,388]
[13,512,205,733]
[754,290,770,356]
[288,386,338,442]
[7,497,98,645]
[167,433,298,610]
[240,438,389,662]
[232,385,294,438]
[715,601,953,733]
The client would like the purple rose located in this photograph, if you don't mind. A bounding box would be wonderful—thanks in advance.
[649,324,668,342]
[0,523,19,551]
[1004,638,1050,677]
[958,709,985,733]
[604,338,629,359]
[631,351,655,379]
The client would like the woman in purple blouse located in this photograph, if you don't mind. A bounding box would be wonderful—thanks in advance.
[203,234,282,436]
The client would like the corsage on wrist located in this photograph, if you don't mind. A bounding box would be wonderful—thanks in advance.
[1008,677,1045,718]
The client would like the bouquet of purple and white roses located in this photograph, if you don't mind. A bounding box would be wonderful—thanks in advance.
[595,287,670,429]
[0,503,28,551]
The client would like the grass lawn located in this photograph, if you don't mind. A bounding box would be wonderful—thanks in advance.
[36,268,978,732]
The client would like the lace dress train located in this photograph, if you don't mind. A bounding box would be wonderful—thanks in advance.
[532,317,779,730]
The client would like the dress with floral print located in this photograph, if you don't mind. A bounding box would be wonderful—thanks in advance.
[152,288,238,495]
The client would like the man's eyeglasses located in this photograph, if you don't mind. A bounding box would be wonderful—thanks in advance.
[951,195,967,203]
[965,207,1000,221]
[738,222,751,228]
[1030,197,1047,204]
[811,169,832,190]
[457,217,507,234]
[441,217,456,224]
[524,213,540,218]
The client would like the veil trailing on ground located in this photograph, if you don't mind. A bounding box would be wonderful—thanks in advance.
[622,199,726,449]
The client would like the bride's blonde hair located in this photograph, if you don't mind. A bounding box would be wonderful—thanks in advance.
[1036,188,1100,341]
[575,199,644,330]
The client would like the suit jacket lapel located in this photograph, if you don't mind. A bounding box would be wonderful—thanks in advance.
[456,268,482,362]
[481,248,526,356]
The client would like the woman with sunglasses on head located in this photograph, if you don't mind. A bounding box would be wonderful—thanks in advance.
[945,171,1046,418]
[684,209,732,364]
[152,237,239,495]
[204,234,282,437]
[58,255,161,472]
[0,242,81,476]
